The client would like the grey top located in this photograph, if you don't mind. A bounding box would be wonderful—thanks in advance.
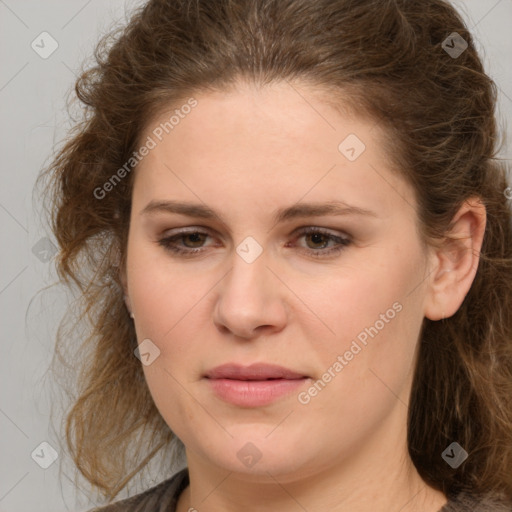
[90,468,512,511]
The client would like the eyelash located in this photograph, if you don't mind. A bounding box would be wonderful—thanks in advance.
[157,227,352,259]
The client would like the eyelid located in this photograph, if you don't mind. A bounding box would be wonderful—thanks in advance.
[160,225,213,236]
[290,225,350,238]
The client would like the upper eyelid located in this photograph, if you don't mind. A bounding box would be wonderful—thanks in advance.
[160,225,349,238]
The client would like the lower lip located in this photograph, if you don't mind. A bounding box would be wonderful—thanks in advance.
[206,378,308,407]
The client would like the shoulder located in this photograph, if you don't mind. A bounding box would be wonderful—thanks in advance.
[88,468,189,512]
[441,489,512,512]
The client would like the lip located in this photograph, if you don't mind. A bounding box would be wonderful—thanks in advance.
[205,363,307,380]
[204,363,309,407]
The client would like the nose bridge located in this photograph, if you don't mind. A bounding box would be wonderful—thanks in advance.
[213,236,286,337]
[224,238,271,304]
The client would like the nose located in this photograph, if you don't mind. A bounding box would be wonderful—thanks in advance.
[213,247,287,340]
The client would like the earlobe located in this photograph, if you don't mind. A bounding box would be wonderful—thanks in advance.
[124,294,134,319]
[119,261,134,319]
[424,197,486,321]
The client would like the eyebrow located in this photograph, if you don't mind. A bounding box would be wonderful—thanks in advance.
[141,199,378,225]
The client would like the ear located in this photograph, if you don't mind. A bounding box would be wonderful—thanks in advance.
[424,197,486,321]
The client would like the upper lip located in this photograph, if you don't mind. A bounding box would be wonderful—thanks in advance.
[205,363,307,380]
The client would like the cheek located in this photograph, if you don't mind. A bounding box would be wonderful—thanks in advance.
[140,364,204,450]
[129,267,208,361]
[128,255,207,433]
[291,257,424,452]
[126,231,207,338]
[311,243,425,403]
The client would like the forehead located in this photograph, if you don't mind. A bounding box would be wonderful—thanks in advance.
[132,82,413,222]
[141,81,372,159]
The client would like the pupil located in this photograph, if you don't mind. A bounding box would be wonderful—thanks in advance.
[309,233,326,248]
[186,233,203,247]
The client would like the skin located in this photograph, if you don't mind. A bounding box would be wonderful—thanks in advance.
[122,80,486,512]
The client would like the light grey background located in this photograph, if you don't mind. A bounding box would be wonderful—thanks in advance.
[1,1,511,511]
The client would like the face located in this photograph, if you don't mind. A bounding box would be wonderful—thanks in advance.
[124,80,432,481]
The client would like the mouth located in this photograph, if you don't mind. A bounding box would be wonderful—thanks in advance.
[204,363,309,407]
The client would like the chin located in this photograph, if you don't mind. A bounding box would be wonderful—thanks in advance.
[193,427,321,480]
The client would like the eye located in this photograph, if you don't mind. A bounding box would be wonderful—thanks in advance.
[290,227,352,258]
[158,229,213,256]
[157,227,352,258]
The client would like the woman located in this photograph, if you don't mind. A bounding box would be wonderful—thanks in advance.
[41,0,512,510]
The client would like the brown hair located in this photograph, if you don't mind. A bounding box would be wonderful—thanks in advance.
[40,0,512,502]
